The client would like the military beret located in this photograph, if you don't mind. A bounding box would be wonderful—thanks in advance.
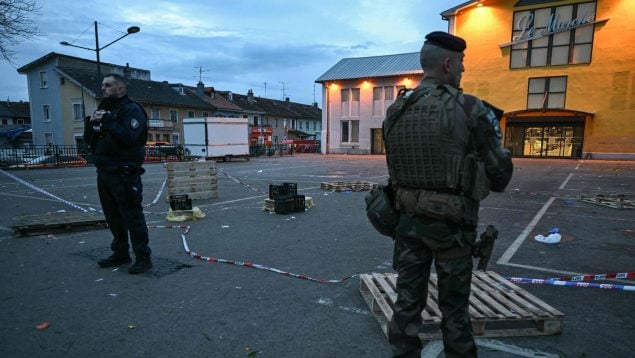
[424,31,466,52]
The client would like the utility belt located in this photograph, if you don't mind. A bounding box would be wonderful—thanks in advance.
[394,187,478,227]
[97,165,145,175]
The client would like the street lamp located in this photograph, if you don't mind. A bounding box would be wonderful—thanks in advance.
[60,21,140,90]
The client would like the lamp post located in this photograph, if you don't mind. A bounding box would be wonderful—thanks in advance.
[60,21,140,89]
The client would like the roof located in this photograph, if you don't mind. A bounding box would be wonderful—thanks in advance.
[57,67,213,110]
[17,52,146,74]
[0,101,30,118]
[315,52,422,83]
[221,92,321,120]
[440,1,477,19]
[185,87,244,113]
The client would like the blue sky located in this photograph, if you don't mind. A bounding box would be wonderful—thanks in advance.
[1,0,453,107]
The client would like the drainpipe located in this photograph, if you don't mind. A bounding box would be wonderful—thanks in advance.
[325,83,330,154]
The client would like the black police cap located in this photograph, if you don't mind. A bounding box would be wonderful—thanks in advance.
[424,31,466,52]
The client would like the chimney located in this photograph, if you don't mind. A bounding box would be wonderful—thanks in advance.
[285,97,290,102]
[124,63,131,78]
[247,89,254,103]
[196,81,205,98]
[313,102,318,108]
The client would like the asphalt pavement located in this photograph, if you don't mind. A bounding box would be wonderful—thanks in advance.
[0,155,633,358]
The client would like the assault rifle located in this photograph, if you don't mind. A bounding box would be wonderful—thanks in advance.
[473,225,498,271]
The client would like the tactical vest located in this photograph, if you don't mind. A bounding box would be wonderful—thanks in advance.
[385,85,470,190]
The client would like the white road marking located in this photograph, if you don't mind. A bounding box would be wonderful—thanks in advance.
[558,173,574,189]
[497,197,556,264]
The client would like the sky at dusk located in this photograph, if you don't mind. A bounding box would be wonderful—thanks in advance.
[1,0,455,107]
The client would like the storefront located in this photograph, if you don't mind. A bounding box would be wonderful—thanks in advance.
[442,0,635,160]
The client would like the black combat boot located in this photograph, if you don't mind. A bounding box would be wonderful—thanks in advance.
[128,257,153,274]
[98,254,131,268]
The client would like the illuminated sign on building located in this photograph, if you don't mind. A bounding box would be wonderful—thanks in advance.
[500,7,608,48]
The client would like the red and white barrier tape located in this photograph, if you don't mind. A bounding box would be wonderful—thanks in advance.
[143,178,166,207]
[549,272,634,282]
[218,167,265,193]
[0,169,89,212]
[505,277,635,291]
[148,224,357,283]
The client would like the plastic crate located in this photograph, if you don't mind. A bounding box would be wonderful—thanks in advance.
[274,198,296,214]
[269,184,288,200]
[283,182,298,196]
[293,195,305,212]
[169,194,192,210]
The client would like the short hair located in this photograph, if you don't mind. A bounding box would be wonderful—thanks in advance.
[419,43,461,70]
[103,73,127,87]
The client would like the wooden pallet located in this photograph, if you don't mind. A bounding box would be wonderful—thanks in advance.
[320,181,376,192]
[12,211,107,237]
[578,194,634,209]
[359,271,564,341]
[166,161,218,201]
[262,197,314,212]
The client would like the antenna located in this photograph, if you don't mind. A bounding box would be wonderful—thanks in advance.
[280,81,287,100]
[264,82,267,97]
[194,66,209,83]
[313,84,316,104]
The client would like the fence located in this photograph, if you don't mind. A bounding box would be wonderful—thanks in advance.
[0,144,303,168]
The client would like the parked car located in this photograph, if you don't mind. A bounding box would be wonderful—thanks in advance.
[10,154,87,168]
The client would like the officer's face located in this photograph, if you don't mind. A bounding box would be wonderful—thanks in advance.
[448,54,464,88]
[101,77,125,99]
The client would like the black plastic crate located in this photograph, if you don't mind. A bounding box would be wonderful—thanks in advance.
[269,184,287,200]
[293,195,305,212]
[169,194,192,210]
[274,198,295,214]
[283,182,298,196]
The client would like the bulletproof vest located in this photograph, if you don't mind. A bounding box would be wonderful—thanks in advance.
[385,85,472,190]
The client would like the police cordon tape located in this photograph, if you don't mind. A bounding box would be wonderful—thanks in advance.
[0,168,166,212]
[0,168,90,212]
[549,272,634,282]
[504,277,635,291]
[217,167,265,193]
[149,224,358,283]
[3,168,634,288]
[144,178,166,207]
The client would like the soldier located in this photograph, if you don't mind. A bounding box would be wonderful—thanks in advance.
[384,32,513,357]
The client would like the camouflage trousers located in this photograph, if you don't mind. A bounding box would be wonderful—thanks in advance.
[388,230,477,358]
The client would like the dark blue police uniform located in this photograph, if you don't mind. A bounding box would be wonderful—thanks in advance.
[84,95,151,272]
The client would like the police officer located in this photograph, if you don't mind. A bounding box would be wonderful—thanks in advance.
[84,73,152,274]
[384,32,513,357]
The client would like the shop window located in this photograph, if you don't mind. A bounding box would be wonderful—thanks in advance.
[510,2,596,68]
[341,120,359,144]
[527,76,567,109]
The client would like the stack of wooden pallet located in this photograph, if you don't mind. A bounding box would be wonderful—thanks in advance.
[320,181,376,192]
[578,193,633,209]
[359,271,564,341]
[166,161,218,201]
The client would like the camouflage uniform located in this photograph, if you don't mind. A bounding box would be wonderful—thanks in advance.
[384,73,512,358]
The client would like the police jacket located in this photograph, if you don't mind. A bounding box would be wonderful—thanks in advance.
[84,95,148,168]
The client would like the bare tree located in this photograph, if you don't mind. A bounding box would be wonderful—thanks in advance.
[0,0,41,64]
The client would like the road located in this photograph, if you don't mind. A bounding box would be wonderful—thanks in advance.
[0,155,633,357]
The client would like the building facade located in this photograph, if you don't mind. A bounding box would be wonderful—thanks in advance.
[316,53,423,154]
[444,0,635,160]
[318,0,634,159]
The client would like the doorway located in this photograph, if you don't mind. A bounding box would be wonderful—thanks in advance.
[506,124,584,158]
[371,128,385,154]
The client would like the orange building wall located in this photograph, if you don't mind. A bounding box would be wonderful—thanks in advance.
[453,0,635,156]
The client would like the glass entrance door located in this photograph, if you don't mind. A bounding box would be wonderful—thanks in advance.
[518,125,578,158]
